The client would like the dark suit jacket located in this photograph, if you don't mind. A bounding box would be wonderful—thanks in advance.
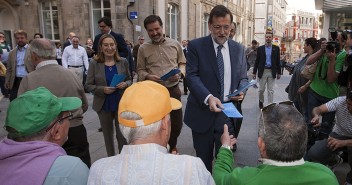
[85,58,132,112]
[92,31,128,58]
[62,40,71,51]
[184,35,248,133]
[253,44,281,78]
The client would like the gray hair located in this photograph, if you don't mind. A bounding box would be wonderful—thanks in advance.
[119,111,162,144]
[258,104,307,162]
[29,38,56,59]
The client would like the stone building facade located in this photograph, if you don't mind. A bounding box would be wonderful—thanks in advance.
[0,0,255,48]
[254,0,287,45]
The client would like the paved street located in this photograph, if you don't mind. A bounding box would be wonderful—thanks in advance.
[0,71,349,184]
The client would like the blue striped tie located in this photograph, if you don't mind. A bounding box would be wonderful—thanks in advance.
[217,45,224,100]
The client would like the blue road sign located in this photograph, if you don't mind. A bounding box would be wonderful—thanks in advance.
[130,12,138,19]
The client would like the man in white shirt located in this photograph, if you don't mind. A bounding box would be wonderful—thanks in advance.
[88,81,215,185]
[62,36,89,83]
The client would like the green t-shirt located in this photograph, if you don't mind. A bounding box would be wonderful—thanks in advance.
[310,50,346,99]
[213,148,339,185]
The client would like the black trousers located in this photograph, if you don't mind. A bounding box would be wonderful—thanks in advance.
[62,124,91,168]
[167,84,183,151]
[227,101,243,138]
[9,77,22,101]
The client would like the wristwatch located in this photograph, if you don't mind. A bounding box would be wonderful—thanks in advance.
[221,144,231,151]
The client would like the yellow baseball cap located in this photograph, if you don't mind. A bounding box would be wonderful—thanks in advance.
[118,81,182,127]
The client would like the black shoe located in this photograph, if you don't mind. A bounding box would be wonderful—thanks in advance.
[259,101,264,109]
[98,128,102,132]
[232,144,237,152]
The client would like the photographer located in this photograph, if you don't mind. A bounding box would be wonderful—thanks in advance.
[305,30,346,142]
[338,30,352,96]
[307,90,352,185]
[286,37,317,120]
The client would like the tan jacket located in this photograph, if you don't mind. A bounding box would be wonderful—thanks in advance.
[18,62,88,127]
[85,58,131,112]
[0,62,6,76]
[5,46,35,89]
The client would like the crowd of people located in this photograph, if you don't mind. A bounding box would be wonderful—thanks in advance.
[0,4,351,185]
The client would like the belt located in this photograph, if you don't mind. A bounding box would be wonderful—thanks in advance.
[68,65,83,68]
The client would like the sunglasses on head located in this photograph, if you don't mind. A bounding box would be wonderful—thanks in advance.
[261,101,295,135]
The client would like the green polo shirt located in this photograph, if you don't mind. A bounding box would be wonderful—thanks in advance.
[310,50,346,99]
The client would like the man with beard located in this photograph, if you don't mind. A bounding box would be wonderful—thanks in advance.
[5,30,35,101]
[137,15,186,153]
[184,5,248,172]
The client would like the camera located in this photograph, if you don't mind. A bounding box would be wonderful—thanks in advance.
[284,62,295,75]
[326,28,340,54]
[346,47,352,65]
[307,122,331,142]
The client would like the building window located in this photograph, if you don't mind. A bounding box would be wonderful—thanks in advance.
[91,0,111,37]
[202,14,209,37]
[40,1,59,40]
[167,3,178,39]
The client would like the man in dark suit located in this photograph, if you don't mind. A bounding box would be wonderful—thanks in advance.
[184,5,248,172]
[252,31,281,109]
[92,16,128,58]
[62,32,76,51]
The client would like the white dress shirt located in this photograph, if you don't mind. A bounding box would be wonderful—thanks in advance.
[62,45,89,70]
[88,143,215,185]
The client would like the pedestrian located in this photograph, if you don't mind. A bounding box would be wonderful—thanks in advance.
[5,30,35,101]
[92,16,128,58]
[85,34,131,156]
[0,87,89,185]
[18,38,91,167]
[88,81,215,185]
[184,5,248,172]
[252,31,281,109]
[137,15,186,153]
[213,101,339,185]
[62,36,89,84]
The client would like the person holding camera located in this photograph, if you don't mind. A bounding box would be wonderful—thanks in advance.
[338,31,352,96]
[307,89,352,185]
[286,37,317,121]
[305,32,347,139]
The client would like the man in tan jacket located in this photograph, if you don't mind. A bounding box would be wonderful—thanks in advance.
[18,38,91,167]
[5,30,34,101]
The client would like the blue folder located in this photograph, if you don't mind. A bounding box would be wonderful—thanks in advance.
[226,80,257,97]
[160,68,181,81]
[110,74,126,87]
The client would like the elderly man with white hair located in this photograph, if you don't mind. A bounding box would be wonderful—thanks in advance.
[88,80,214,185]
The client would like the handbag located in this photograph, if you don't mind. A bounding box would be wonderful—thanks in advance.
[301,61,318,80]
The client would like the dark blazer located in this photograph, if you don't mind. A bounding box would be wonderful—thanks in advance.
[93,31,128,58]
[62,40,71,51]
[253,44,281,78]
[85,58,132,112]
[184,35,248,133]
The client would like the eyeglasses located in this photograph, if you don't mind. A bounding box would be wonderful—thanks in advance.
[45,112,73,132]
[212,25,231,31]
[260,101,294,135]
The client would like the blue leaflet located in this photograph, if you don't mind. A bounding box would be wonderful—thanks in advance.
[110,74,126,87]
[222,103,243,118]
[160,68,181,81]
[226,80,257,97]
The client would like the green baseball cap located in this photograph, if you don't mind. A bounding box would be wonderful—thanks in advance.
[5,87,82,137]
